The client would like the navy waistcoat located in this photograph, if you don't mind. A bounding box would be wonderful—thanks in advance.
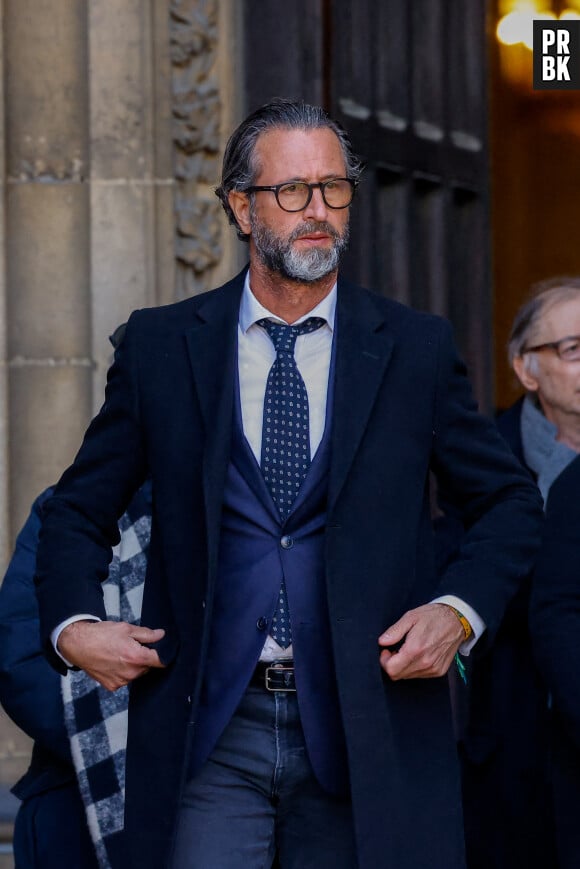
[190,351,349,795]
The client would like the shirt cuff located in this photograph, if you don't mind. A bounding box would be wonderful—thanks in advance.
[431,595,485,655]
[51,614,102,668]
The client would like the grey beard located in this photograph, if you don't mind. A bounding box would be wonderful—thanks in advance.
[251,219,349,283]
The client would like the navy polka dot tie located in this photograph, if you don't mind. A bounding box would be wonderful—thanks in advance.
[258,316,326,647]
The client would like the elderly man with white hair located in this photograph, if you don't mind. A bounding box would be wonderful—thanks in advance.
[508,276,580,496]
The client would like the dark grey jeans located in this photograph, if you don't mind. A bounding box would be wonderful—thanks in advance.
[170,684,357,869]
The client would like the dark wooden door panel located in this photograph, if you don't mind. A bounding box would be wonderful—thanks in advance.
[329,0,491,407]
[242,0,491,408]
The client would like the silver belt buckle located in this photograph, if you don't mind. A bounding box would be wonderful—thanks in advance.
[265,664,296,692]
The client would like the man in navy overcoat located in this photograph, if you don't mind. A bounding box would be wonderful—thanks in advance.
[35,100,543,869]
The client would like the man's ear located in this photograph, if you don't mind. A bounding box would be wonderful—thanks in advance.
[228,190,251,236]
[513,355,539,392]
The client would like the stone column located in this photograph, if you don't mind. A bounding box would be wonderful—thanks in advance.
[89,0,176,408]
[5,0,92,546]
[0,0,92,842]
[0,0,8,585]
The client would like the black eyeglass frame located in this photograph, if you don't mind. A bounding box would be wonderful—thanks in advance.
[241,178,358,212]
[522,334,580,360]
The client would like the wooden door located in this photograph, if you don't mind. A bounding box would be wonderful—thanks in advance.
[243,0,491,407]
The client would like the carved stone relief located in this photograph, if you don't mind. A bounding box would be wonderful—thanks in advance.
[170,0,222,298]
[7,153,86,183]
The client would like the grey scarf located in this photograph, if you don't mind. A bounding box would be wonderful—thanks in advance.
[520,394,577,503]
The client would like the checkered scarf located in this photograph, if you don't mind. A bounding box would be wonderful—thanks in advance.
[60,483,152,869]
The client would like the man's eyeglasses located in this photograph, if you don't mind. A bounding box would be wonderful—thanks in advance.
[522,335,580,362]
[242,178,357,212]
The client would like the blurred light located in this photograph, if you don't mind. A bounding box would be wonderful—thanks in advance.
[523,12,556,48]
[497,12,527,45]
[497,4,564,53]
[560,9,580,19]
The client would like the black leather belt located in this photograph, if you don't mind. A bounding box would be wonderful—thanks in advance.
[251,661,296,692]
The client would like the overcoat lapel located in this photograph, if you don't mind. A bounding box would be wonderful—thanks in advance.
[328,279,395,513]
[184,275,244,573]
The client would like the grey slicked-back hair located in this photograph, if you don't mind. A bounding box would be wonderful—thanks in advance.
[508,276,580,374]
[215,98,363,242]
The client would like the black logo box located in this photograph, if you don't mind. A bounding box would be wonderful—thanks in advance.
[533,20,580,90]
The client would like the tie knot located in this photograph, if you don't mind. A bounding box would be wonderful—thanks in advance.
[257,317,326,354]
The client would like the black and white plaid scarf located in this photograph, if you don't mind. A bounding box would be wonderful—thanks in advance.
[60,483,152,869]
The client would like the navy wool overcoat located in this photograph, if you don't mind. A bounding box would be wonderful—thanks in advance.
[35,270,543,869]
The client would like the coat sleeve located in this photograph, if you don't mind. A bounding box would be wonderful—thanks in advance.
[0,489,71,764]
[530,455,580,751]
[35,311,149,673]
[430,319,544,645]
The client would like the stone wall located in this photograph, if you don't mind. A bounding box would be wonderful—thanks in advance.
[0,0,243,857]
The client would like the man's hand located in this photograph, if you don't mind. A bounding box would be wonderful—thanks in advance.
[378,603,466,681]
[58,620,166,691]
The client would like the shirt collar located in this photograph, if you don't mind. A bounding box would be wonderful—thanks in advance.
[239,270,337,334]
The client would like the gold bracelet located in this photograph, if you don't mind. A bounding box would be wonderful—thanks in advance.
[446,605,473,640]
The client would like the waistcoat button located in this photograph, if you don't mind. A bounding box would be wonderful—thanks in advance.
[256,616,267,631]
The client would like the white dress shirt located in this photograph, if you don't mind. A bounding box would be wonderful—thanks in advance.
[238,274,335,462]
[53,273,483,662]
